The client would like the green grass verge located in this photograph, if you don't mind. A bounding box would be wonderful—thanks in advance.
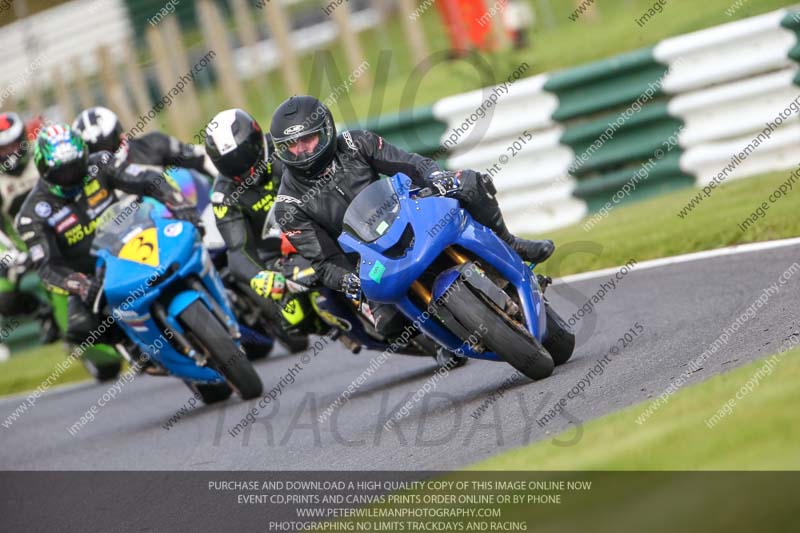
[533,168,800,278]
[0,343,91,397]
[472,348,800,470]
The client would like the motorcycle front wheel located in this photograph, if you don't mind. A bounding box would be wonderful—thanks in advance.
[179,301,263,400]
[442,284,554,380]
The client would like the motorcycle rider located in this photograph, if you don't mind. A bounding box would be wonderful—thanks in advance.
[0,112,58,346]
[204,109,314,333]
[15,124,198,346]
[72,106,223,249]
[271,95,554,342]
[72,106,217,176]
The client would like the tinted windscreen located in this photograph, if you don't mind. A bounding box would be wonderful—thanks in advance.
[91,199,155,257]
[342,179,400,243]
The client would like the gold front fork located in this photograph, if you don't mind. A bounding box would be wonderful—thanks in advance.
[444,247,469,265]
[411,247,468,305]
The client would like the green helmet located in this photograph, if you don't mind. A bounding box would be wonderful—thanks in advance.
[33,124,89,194]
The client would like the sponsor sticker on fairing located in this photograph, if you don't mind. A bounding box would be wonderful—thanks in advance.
[164,222,183,237]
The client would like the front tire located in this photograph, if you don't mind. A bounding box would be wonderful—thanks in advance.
[543,304,575,366]
[179,300,263,400]
[443,284,554,380]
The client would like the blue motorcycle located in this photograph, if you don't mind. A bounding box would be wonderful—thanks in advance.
[336,173,575,380]
[150,167,276,360]
[90,198,264,403]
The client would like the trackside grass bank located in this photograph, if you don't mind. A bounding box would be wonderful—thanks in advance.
[472,348,800,470]
[0,343,91,398]
[534,168,800,277]
[335,347,799,532]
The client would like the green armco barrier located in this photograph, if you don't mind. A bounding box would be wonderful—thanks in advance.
[573,151,694,212]
[560,103,685,176]
[782,12,800,78]
[544,48,668,122]
[343,107,448,160]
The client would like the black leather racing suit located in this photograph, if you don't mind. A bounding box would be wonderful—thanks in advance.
[211,144,283,286]
[273,130,446,338]
[274,130,438,290]
[210,137,315,329]
[121,131,212,175]
[16,151,189,343]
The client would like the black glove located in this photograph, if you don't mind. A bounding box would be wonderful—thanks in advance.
[426,170,462,197]
[168,203,203,230]
[64,273,102,305]
[340,272,361,301]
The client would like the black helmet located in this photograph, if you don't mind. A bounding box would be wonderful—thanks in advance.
[205,109,270,184]
[72,106,124,154]
[270,95,336,179]
[33,125,89,192]
[0,112,30,176]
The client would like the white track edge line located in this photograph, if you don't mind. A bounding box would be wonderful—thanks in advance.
[554,237,800,285]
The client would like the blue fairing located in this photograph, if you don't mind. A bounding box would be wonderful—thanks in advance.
[338,173,546,361]
[96,210,237,384]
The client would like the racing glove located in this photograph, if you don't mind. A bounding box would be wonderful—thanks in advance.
[168,203,202,226]
[250,270,287,301]
[340,272,362,301]
[64,272,102,306]
[426,170,462,197]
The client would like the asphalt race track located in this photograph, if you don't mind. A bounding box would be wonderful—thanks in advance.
[2,242,798,470]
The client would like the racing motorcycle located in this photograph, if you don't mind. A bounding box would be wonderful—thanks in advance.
[146,167,277,360]
[267,223,461,364]
[89,197,263,404]
[332,173,575,379]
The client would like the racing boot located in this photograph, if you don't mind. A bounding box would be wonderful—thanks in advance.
[506,236,555,264]
[469,194,555,263]
[452,170,555,264]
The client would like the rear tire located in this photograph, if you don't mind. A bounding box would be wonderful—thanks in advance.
[184,380,232,405]
[443,285,554,380]
[543,304,575,366]
[179,300,263,400]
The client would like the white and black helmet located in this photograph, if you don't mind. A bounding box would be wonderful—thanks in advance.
[205,108,270,184]
[72,106,124,154]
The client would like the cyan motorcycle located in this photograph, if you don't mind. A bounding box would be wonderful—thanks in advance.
[148,167,277,360]
[336,173,575,380]
[90,197,263,404]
